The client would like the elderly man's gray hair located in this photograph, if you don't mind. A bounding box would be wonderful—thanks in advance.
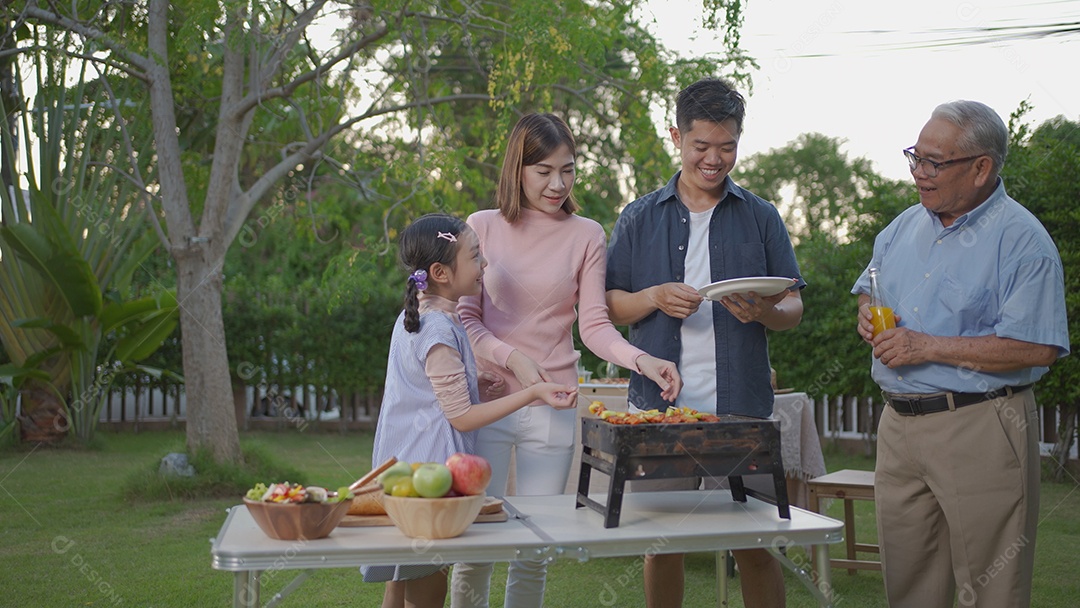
[932,100,1008,173]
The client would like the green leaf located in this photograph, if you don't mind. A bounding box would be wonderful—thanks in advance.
[0,364,52,388]
[0,224,103,317]
[101,290,179,334]
[115,310,179,362]
[23,347,64,370]
[11,318,85,349]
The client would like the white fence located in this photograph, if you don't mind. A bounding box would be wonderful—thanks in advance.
[91,382,1078,461]
[96,380,380,429]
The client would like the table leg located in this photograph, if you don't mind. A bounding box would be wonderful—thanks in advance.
[772,469,791,519]
[576,447,593,506]
[768,546,835,608]
[266,571,314,608]
[715,550,730,608]
[728,475,747,502]
[808,488,822,581]
[813,543,834,607]
[787,477,807,510]
[603,459,629,528]
[769,431,791,519]
[843,499,856,575]
[234,570,260,608]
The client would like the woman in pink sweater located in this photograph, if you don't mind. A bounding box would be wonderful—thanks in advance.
[451,113,681,608]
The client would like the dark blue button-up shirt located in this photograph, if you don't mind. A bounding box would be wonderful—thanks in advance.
[606,173,805,417]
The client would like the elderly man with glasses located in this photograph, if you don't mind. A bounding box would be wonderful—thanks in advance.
[851,100,1069,608]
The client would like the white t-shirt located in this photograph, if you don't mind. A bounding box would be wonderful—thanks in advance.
[675,209,718,414]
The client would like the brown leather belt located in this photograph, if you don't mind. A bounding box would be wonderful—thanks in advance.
[884,385,1032,416]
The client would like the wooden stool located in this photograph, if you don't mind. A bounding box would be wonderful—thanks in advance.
[807,469,880,575]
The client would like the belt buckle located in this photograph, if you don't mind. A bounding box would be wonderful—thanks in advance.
[884,391,923,416]
[908,396,923,415]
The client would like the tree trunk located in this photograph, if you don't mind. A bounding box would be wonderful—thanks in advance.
[17,382,67,443]
[176,251,241,464]
[1050,403,1077,482]
[232,379,248,432]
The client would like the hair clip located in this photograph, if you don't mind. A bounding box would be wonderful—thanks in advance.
[408,269,428,291]
[437,231,458,243]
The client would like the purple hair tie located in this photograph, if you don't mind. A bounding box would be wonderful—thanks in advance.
[408,269,428,291]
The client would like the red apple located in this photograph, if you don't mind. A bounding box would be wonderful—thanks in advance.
[445,452,492,496]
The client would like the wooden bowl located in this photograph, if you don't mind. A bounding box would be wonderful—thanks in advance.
[243,498,351,541]
[381,494,486,539]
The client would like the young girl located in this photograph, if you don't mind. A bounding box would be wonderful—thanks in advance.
[451,114,682,608]
[364,213,578,608]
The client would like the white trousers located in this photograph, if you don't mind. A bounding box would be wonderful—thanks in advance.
[451,406,575,608]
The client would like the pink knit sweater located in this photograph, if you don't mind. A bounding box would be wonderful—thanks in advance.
[458,208,645,392]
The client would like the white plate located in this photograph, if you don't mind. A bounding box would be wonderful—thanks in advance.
[697,276,796,301]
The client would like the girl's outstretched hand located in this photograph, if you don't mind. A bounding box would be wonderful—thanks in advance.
[635,354,682,402]
[531,383,579,410]
[478,371,507,399]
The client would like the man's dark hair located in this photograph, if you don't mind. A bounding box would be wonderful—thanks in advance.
[675,78,746,134]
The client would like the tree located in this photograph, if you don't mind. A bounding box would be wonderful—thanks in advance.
[737,132,883,243]
[1002,106,1080,480]
[12,1,750,463]
[0,57,178,444]
[734,134,913,400]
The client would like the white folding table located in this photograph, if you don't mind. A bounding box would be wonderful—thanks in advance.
[212,491,844,607]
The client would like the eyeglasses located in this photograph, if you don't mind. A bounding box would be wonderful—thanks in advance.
[903,146,984,177]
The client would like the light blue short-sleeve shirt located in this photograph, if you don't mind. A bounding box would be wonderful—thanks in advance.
[851,179,1069,394]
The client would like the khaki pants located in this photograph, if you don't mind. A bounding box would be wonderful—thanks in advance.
[875,389,1039,608]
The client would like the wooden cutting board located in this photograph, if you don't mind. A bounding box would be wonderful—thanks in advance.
[339,509,507,527]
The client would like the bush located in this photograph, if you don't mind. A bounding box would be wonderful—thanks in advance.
[121,440,306,501]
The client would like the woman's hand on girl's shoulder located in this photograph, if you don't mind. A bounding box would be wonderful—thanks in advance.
[532,383,579,410]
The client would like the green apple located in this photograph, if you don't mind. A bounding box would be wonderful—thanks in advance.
[411,463,453,498]
[378,461,415,494]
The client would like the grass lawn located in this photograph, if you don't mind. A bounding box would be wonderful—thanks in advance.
[1,431,1077,607]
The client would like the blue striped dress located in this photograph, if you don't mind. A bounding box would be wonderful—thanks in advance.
[372,306,479,466]
[362,303,479,583]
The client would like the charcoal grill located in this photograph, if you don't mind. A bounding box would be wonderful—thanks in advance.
[575,416,791,527]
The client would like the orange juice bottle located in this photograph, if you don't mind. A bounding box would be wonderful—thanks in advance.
[868,267,895,338]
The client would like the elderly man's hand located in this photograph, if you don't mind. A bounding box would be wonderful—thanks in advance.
[873,327,933,368]
[649,283,704,319]
[859,302,903,345]
[857,302,876,343]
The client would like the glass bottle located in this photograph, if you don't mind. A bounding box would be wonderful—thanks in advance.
[868,267,895,337]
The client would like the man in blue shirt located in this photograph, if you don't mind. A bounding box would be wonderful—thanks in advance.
[607,78,804,608]
[852,100,1069,608]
